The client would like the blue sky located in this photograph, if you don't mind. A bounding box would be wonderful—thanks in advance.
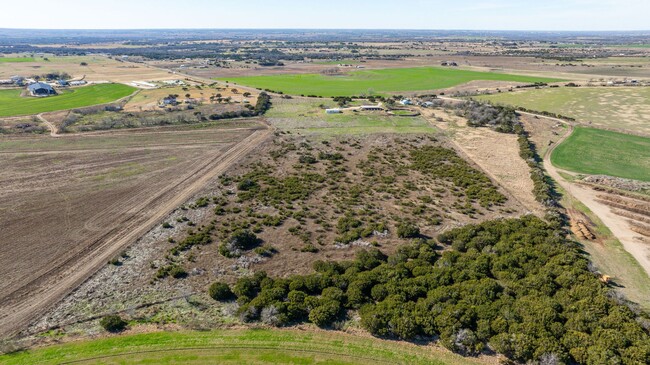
[2,0,649,31]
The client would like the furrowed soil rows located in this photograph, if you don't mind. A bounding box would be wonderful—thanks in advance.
[0,122,270,338]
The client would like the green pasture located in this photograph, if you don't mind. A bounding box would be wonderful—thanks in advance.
[551,127,650,181]
[0,57,36,63]
[219,67,561,97]
[0,83,136,117]
[0,329,481,365]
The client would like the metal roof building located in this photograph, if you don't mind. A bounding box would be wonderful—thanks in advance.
[28,82,56,96]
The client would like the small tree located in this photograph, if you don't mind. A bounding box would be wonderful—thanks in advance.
[209,281,234,301]
[229,229,260,250]
[169,265,187,279]
[100,315,127,333]
[308,300,341,327]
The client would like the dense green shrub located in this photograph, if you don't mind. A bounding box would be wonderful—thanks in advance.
[308,300,341,327]
[454,100,519,133]
[298,154,318,164]
[220,216,650,364]
[99,315,127,333]
[254,92,272,115]
[396,221,420,238]
[208,282,234,301]
[169,265,187,279]
[170,224,214,255]
[228,229,260,250]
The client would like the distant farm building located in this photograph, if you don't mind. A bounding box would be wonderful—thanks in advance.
[57,80,69,87]
[360,105,384,111]
[28,82,56,96]
[69,80,87,86]
[326,108,342,114]
[400,99,413,106]
[163,80,185,86]
[11,76,25,85]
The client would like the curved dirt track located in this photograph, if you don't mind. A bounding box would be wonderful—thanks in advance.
[36,113,58,137]
[0,126,272,339]
[441,96,650,278]
[541,119,650,279]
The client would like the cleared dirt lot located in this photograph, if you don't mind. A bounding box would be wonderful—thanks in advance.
[0,121,270,338]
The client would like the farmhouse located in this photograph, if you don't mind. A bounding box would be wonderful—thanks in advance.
[28,82,57,96]
[326,108,342,114]
[160,96,178,107]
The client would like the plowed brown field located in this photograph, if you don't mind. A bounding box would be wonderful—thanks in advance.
[0,121,270,338]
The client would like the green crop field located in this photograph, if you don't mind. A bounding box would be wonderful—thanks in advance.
[476,87,650,135]
[551,127,650,181]
[219,67,561,97]
[0,83,136,117]
[0,57,35,63]
[0,329,481,365]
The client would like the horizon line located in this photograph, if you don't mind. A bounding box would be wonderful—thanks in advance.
[2,28,650,33]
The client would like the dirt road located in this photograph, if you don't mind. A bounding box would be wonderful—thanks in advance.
[541,121,650,279]
[0,127,272,339]
[36,113,58,137]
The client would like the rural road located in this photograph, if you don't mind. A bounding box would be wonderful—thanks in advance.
[0,126,272,339]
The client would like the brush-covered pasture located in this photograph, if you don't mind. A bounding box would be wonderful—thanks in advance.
[0,83,136,117]
[476,87,650,135]
[0,55,174,83]
[38,134,528,346]
[52,89,269,133]
[220,67,561,97]
[551,127,650,181]
[0,329,482,365]
[148,135,521,287]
